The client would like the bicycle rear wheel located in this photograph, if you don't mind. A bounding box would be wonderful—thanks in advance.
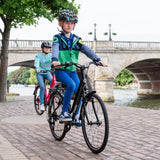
[34,86,44,115]
[81,93,109,153]
[48,91,66,141]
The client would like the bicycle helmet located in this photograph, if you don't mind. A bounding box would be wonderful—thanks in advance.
[41,41,52,48]
[58,9,78,23]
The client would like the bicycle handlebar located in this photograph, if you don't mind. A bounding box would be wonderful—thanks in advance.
[38,70,50,73]
[37,69,54,74]
[52,61,107,69]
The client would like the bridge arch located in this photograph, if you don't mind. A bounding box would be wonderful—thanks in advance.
[126,58,160,95]
[9,60,35,68]
[113,58,160,96]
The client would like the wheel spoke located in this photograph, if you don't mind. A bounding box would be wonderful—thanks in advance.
[48,92,66,141]
[82,94,109,153]
[34,86,44,115]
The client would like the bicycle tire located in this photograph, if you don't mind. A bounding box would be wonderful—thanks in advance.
[48,91,66,141]
[34,86,44,115]
[81,93,109,153]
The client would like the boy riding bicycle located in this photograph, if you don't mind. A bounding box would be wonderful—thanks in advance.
[34,41,52,111]
[52,9,106,125]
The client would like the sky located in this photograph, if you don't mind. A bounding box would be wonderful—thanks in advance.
[1,0,160,42]
[1,0,160,72]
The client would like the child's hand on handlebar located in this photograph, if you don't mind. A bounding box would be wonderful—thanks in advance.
[52,61,61,68]
[99,61,107,67]
[36,69,41,73]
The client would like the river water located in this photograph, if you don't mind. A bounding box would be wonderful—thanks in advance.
[113,88,160,110]
[9,86,160,110]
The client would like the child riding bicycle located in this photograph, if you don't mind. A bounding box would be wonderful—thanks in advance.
[34,41,53,111]
[52,9,107,125]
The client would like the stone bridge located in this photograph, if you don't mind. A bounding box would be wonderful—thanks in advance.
[1,40,160,101]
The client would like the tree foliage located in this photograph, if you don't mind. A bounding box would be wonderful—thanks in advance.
[9,67,30,84]
[8,67,51,85]
[114,69,136,86]
[0,0,79,102]
[0,0,79,28]
[9,67,39,84]
[7,71,14,83]
[28,68,38,84]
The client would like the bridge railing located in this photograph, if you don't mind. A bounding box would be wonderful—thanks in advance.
[9,40,52,48]
[0,39,93,48]
[1,39,160,50]
[95,41,160,50]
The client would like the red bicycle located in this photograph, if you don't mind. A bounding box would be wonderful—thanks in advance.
[33,70,57,115]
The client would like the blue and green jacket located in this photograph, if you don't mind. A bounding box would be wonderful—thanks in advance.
[52,33,101,71]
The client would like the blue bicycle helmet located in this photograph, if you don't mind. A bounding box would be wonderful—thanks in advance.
[58,9,78,23]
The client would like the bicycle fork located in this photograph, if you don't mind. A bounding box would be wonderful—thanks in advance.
[83,96,102,126]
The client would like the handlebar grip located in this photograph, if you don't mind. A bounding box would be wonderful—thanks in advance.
[61,61,73,66]
[51,62,72,69]
[94,61,102,66]
[38,70,48,73]
[94,61,107,67]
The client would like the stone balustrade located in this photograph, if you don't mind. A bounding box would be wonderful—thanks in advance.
[1,39,160,50]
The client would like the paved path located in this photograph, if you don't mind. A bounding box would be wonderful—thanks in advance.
[0,96,160,160]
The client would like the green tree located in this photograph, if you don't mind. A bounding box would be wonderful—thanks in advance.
[0,0,79,102]
[7,71,14,84]
[18,68,30,84]
[10,67,25,84]
[114,69,136,86]
[10,67,37,84]
[10,67,23,84]
[29,68,37,84]
[9,67,50,85]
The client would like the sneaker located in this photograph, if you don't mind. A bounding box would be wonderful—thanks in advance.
[39,104,45,111]
[59,112,72,122]
[73,117,82,128]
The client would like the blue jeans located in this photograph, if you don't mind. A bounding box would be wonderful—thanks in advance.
[54,69,81,115]
[36,72,53,105]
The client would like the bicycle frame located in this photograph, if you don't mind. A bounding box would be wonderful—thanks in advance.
[45,75,56,104]
[69,65,93,121]
[35,73,56,105]
[52,61,103,121]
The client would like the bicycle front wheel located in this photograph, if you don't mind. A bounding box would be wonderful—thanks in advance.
[34,86,44,115]
[81,93,109,153]
[48,91,66,141]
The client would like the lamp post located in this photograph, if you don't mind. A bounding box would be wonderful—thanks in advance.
[88,23,97,41]
[94,23,97,41]
[104,24,117,41]
[109,24,112,41]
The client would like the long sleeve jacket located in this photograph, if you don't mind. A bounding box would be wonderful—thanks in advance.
[52,33,101,72]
